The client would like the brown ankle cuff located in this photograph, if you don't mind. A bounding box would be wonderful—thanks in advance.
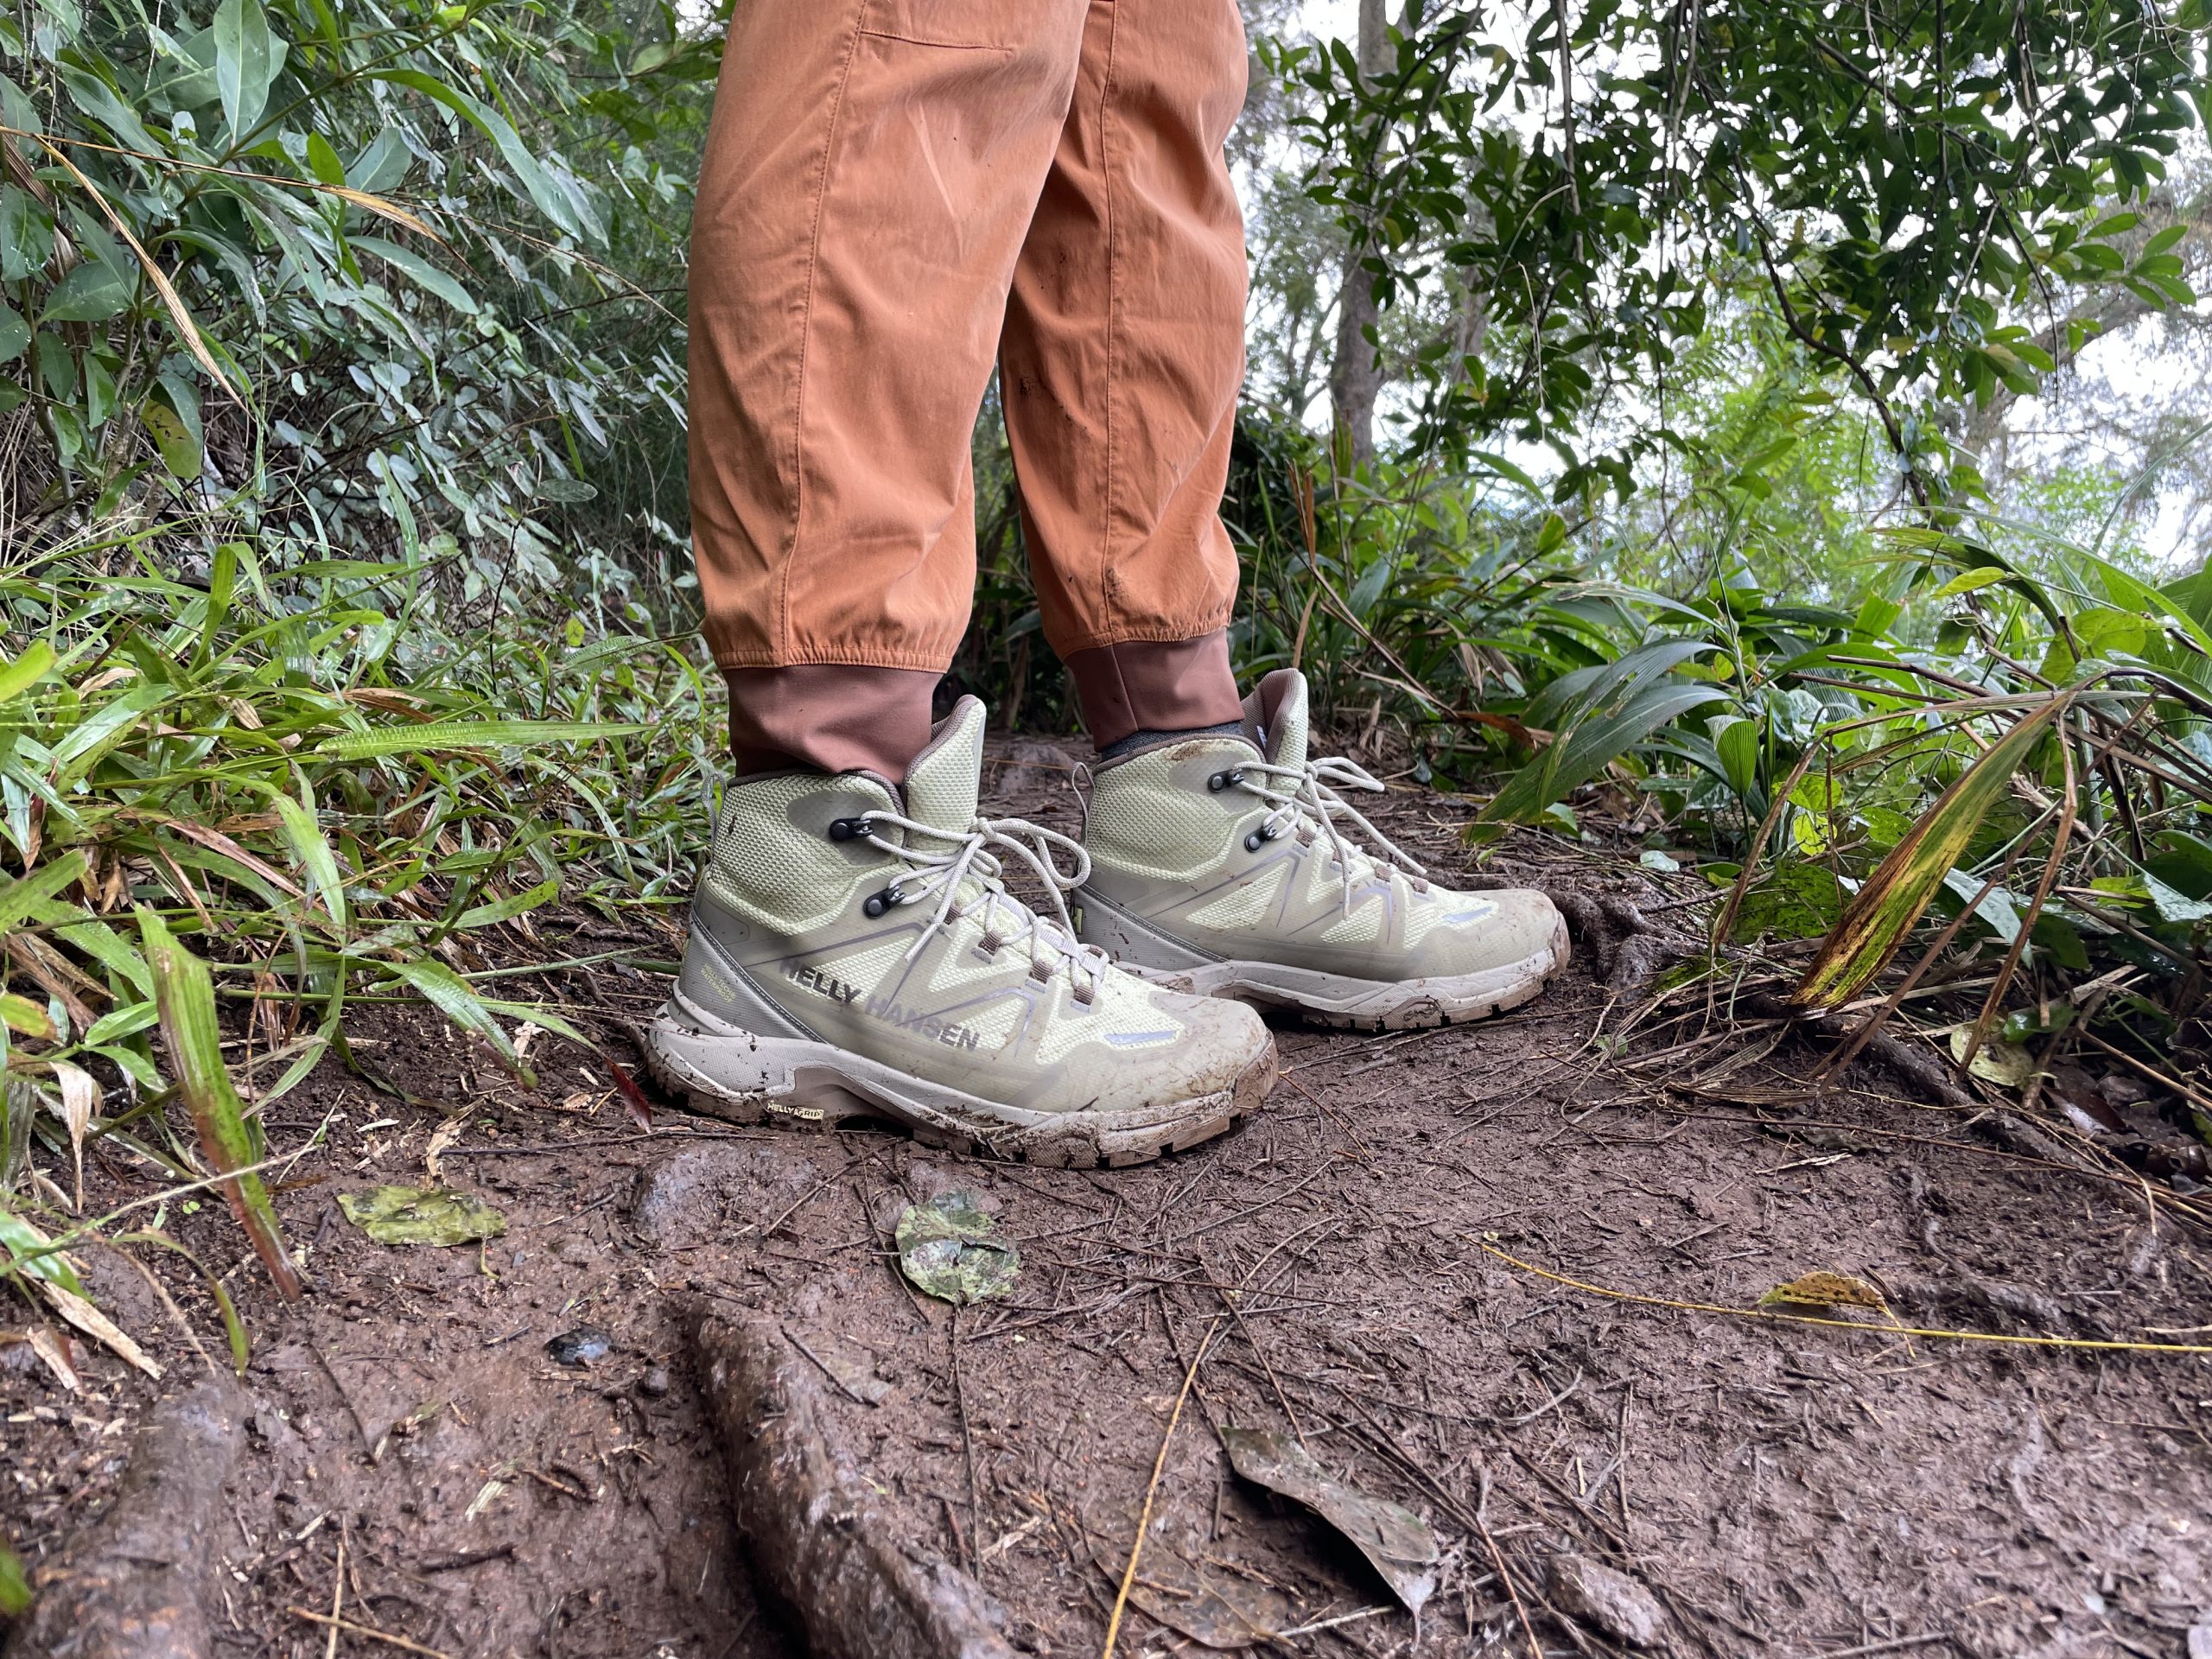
[1064,632,1243,748]
[723,664,942,781]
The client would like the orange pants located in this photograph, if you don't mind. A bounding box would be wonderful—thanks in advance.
[689,0,1251,777]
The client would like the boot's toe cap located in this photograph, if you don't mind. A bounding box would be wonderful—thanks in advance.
[1123,988,1273,1104]
[1419,886,1568,978]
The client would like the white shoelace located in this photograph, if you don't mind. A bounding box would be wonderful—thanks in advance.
[1228,754,1429,910]
[857,810,1109,1000]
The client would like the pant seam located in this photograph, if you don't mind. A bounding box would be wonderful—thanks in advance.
[854,28,1012,51]
[780,9,868,661]
[1059,624,1234,654]
[715,652,949,671]
[1096,0,1125,644]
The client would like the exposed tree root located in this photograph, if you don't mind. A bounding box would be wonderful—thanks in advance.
[1892,1168,2106,1338]
[1544,889,1681,991]
[6,1381,245,1659]
[1732,991,1976,1109]
[683,1297,1015,1659]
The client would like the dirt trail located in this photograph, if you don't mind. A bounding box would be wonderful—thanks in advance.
[8,744,2212,1658]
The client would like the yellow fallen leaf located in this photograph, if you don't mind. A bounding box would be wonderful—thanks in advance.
[1948,1028,2035,1087]
[1758,1270,1887,1312]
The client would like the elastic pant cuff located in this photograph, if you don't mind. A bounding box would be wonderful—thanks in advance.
[1063,631,1243,748]
[724,664,942,782]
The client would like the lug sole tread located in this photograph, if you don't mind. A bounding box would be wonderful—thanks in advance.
[639,1020,1275,1170]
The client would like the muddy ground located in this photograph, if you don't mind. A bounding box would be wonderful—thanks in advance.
[7,741,2212,1659]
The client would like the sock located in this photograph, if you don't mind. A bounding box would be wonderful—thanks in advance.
[1096,720,1244,763]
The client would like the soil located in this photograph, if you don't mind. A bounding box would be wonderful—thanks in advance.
[8,738,2212,1659]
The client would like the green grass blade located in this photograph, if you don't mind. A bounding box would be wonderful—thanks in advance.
[271,792,349,930]
[0,850,88,933]
[139,911,302,1300]
[389,957,534,1084]
[118,1227,252,1374]
[0,1529,29,1619]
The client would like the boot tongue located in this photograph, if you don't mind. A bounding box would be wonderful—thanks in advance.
[900,695,987,835]
[1241,668,1310,774]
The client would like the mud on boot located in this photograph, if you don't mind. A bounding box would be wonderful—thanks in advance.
[646,697,1278,1167]
[1075,667,1569,1031]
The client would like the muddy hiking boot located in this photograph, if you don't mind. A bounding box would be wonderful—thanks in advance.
[646,697,1277,1166]
[1076,667,1570,1030]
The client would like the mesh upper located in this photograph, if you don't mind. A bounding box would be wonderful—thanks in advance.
[905,696,985,833]
[1085,750,1243,880]
[1084,668,1556,978]
[704,772,893,933]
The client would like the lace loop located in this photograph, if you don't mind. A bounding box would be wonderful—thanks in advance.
[857,810,1109,995]
[1230,754,1427,910]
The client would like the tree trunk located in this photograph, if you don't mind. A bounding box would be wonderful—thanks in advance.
[1327,0,1393,467]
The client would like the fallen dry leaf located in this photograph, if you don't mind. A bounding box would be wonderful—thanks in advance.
[1758,1270,1888,1312]
[39,1280,162,1378]
[423,1116,467,1184]
[25,1326,81,1393]
[1221,1426,1437,1614]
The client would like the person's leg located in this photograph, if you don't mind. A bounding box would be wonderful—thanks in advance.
[661,4,1280,1158]
[998,3,1570,1030]
[690,0,1092,779]
[997,0,1252,753]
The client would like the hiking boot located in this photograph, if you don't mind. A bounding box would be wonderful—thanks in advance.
[645,697,1277,1166]
[1075,668,1569,1030]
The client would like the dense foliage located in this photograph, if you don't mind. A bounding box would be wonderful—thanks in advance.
[1279,0,2208,500]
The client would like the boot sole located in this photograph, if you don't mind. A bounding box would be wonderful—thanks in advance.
[1096,906,1572,1033]
[640,992,1277,1168]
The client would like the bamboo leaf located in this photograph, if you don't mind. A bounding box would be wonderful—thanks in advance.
[353,235,479,314]
[1794,695,2074,1009]
[455,877,556,930]
[271,793,349,929]
[0,1198,84,1294]
[1479,680,1726,825]
[389,957,531,1083]
[213,0,277,139]
[316,719,645,760]
[0,993,54,1039]
[372,68,583,238]
[139,910,302,1299]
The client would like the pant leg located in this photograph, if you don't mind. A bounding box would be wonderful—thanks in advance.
[690,0,1089,776]
[998,0,1252,747]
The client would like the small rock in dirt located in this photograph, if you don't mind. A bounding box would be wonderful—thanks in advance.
[546,1325,614,1367]
[2185,1617,2212,1659]
[637,1364,671,1398]
[1549,1553,1663,1647]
